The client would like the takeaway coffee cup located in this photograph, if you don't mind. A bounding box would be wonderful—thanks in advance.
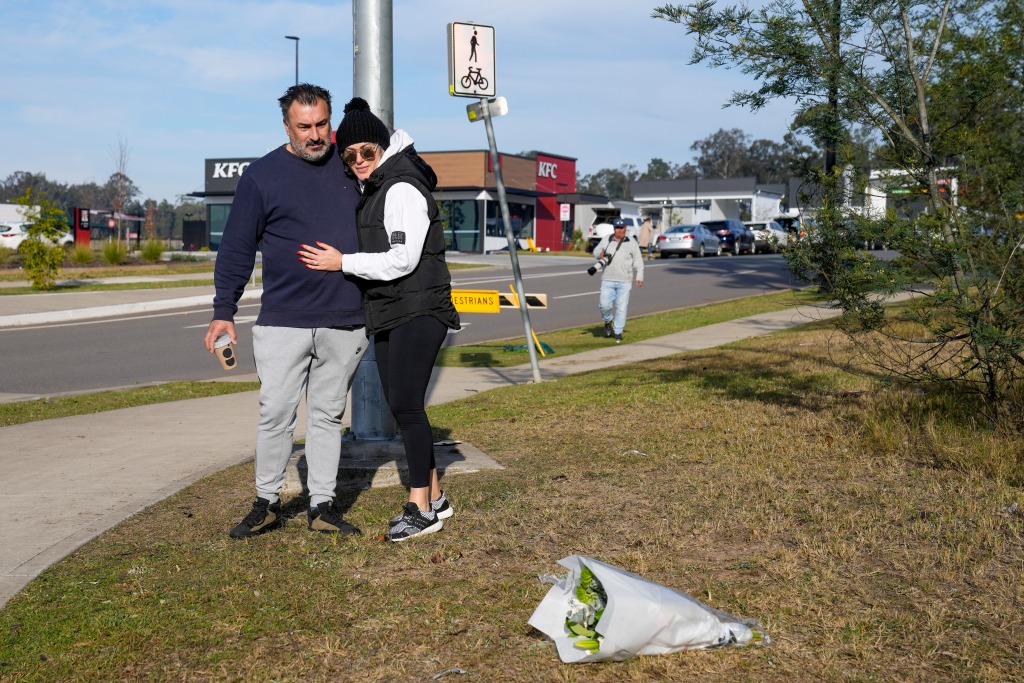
[214,333,237,371]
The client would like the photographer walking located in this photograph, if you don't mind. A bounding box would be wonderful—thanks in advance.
[592,217,644,343]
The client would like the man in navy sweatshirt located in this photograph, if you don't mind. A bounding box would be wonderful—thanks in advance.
[204,83,367,539]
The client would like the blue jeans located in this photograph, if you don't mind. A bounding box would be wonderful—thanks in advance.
[599,279,632,335]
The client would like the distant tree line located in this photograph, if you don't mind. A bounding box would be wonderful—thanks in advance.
[0,170,204,241]
[576,128,817,200]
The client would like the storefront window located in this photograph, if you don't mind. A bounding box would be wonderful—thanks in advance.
[485,201,534,240]
[438,199,481,253]
[208,204,230,251]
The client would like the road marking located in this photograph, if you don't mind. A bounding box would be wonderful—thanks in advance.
[554,291,599,299]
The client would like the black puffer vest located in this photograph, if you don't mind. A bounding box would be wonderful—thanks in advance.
[356,146,461,335]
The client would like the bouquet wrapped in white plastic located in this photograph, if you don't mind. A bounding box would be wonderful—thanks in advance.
[528,555,769,663]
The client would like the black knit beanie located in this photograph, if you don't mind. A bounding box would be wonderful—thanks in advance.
[336,97,390,151]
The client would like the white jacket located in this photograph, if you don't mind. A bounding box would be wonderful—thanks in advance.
[594,235,644,283]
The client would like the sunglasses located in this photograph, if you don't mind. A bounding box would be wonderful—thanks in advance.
[342,144,380,165]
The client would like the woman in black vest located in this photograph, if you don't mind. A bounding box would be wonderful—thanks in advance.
[299,98,460,542]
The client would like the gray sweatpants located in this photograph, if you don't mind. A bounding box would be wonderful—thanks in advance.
[252,325,366,507]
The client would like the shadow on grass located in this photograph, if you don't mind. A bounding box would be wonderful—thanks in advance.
[290,425,466,522]
[644,344,881,412]
[458,351,498,367]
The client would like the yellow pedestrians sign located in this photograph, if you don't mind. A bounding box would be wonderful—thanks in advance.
[451,289,500,313]
[449,289,548,312]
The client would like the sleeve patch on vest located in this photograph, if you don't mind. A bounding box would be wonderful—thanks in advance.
[390,231,406,245]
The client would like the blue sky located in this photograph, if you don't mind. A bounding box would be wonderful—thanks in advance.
[0,0,797,203]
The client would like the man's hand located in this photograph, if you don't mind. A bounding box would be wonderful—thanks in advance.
[636,279,644,288]
[204,320,237,353]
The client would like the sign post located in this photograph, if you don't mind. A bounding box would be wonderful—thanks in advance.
[448,20,542,383]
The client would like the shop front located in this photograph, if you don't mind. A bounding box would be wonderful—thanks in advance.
[193,150,577,254]
[191,157,256,251]
[421,150,577,253]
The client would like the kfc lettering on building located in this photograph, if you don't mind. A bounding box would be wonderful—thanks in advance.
[205,158,258,194]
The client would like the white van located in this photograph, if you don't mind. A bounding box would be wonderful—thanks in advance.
[583,210,642,252]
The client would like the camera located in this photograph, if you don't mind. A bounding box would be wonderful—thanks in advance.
[587,254,611,276]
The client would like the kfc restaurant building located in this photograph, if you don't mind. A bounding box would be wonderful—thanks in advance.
[194,150,578,253]
[417,150,576,253]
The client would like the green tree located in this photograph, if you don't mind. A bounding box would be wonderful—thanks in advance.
[690,127,750,178]
[577,165,638,200]
[638,157,681,181]
[687,128,813,184]
[654,0,1024,422]
[15,189,68,290]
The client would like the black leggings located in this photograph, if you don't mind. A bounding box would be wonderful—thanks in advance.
[373,315,448,489]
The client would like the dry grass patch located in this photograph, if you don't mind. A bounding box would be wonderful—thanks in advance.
[1,327,1021,681]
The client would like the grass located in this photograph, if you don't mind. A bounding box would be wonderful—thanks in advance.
[0,279,225,296]
[440,288,823,367]
[0,262,216,283]
[1,322,1022,681]
[0,381,260,428]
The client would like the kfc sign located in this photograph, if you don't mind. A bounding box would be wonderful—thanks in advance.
[538,161,558,179]
[212,162,251,179]
[205,157,258,194]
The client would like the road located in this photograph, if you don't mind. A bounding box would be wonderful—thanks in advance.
[0,253,803,397]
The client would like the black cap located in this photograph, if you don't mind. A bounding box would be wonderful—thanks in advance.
[611,218,627,228]
[336,97,391,152]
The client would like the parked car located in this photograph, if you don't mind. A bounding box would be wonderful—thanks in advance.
[745,220,789,253]
[700,219,756,255]
[657,224,723,258]
[583,210,644,252]
[0,222,73,252]
[0,223,31,251]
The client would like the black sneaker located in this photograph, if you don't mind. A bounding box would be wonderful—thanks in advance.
[604,322,612,338]
[230,497,282,539]
[386,502,443,542]
[615,333,623,343]
[432,490,454,520]
[389,490,455,524]
[308,501,361,535]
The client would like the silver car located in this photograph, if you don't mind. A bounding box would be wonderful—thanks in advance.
[657,224,723,258]
[745,220,789,253]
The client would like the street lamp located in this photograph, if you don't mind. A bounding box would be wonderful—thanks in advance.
[284,35,299,85]
[694,175,699,221]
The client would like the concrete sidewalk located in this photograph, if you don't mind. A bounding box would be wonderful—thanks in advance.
[0,279,841,608]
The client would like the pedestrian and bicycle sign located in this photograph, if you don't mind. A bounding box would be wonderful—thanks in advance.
[448,22,496,98]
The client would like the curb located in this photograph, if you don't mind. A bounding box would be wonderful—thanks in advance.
[0,290,262,328]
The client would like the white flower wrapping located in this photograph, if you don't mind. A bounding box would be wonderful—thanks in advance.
[528,555,769,663]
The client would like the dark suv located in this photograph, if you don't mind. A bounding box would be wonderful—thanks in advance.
[700,219,756,255]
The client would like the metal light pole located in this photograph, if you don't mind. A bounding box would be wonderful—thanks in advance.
[352,0,394,126]
[349,0,397,440]
[693,175,698,222]
[285,35,299,85]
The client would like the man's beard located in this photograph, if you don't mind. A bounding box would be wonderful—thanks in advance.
[290,135,330,162]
